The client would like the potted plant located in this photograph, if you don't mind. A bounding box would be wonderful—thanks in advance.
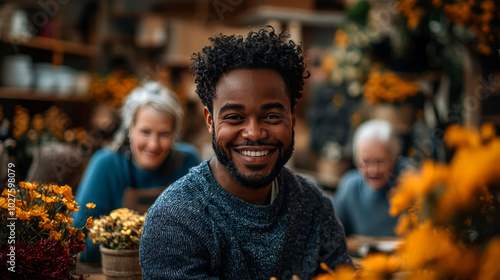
[0,181,94,279]
[88,208,146,280]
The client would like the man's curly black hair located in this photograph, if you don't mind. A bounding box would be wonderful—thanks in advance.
[191,26,309,114]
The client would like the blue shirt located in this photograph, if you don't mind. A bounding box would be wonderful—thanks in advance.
[332,157,412,237]
[140,160,353,280]
[73,142,201,262]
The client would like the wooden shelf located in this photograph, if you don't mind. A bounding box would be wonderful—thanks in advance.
[0,87,89,103]
[0,36,97,57]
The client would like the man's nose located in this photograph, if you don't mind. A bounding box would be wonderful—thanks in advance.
[366,163,379,176]
[241,119,268,141]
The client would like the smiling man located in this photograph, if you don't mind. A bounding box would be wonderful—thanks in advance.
[332,119,413,237]
[139,26,352,280]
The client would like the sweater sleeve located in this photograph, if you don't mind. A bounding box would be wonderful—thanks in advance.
[140,195,220,280]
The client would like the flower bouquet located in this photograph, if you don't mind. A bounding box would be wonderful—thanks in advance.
[0,182,95,279]
[297,123,500,280]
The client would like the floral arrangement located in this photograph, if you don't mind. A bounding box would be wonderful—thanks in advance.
[0,182,95,279]
[88,208,146,250]
[398,0,499,55]
[306,123,500,280]
[362,69,420,104]
[89,70,139,107]
[10,105,88,144]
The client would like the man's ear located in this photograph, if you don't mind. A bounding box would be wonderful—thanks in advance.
[203,106,213,134]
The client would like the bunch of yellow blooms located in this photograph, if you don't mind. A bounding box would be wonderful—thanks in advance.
[362,70,420,104]
[0,182,94,245]
[89,208,146,250]
[0,182,94,278]
[89,70,139,107]
[306,123,500,280]
[10,105,87,144]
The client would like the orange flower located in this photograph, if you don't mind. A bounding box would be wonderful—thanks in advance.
[58,184,74,200]
[362,70,420,104]
[85,217,94,228]
[49,230,62,241]
[19,181,39,191]
[334,29,349,49]
[477,238,500,280]
[0,197,9,209]
[400,221,478,278]
[77,232,86,242]
[86,202,96,210]
[15,207,30,220]
[360,253,400,279]
[403,269,439,280]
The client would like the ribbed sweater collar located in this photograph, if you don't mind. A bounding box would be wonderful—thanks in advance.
[197,160,285,226]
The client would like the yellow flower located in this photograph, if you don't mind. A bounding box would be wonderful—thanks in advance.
[58,184,74,200]
[39,218,59,231]
[400,221,478,278]
[0,197,8,209]
[477,238,500,280]
[444,124,481,148]
[360,253,400,279]
[62,197,80,212]
[85,217,94,228]
[19,181,38,191]
[86,203,96,210]
[15,207,30,220]
[362,70,420,104]
[481,122,496,141]
[333,29,349,48]
[29,204,48,221]
[78,232,86,242]
[49,230,62,241]
[403,269,439,280]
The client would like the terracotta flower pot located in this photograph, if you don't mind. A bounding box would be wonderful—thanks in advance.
[100,245,142,280]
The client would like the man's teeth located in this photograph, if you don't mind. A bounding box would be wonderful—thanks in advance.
[240,150,270,157]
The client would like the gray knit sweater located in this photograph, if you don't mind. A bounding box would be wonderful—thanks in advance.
[139,160,352,280]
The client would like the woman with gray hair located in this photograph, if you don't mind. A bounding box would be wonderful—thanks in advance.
[74,81,201,263]
[332,119,413,237]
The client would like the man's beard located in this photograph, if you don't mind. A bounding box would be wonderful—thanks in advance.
[212,130,294,189]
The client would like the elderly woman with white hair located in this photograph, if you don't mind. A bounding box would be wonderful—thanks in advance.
[332,119,413,237]
[74,81,201,263]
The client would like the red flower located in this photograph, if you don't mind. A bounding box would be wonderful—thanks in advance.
[0,239,86,280]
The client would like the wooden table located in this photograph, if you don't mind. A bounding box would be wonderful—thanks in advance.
[75,261,105,280]
[346,235,401,256]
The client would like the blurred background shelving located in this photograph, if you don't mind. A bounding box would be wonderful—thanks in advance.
[1,0,499,192]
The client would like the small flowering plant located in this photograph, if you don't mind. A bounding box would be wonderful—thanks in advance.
[0,182,95,279]
[88,208,146,251]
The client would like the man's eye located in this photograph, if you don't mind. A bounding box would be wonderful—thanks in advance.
[141,130,151,135]
[224,115,243,121]
[265,114,281,119]
[264,114,283,123]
